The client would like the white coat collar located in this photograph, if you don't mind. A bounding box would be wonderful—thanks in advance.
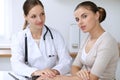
[24,25,47,40]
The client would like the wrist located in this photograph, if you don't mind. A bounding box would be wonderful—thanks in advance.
[31,72,35,76]
[52,69,60,75]
[31,70,39,76]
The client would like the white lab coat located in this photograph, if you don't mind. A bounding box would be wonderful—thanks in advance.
[10,26,72,77]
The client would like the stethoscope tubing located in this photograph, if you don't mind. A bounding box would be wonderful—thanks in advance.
[44,25,53,40]
[24,25,55,64]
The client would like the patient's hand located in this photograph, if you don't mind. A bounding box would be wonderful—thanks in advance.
[76,69,90,80]
[32,68,59,79]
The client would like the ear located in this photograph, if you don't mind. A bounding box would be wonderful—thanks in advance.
[95,11,100,20]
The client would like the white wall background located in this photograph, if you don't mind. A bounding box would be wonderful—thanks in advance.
[11,0,120,52]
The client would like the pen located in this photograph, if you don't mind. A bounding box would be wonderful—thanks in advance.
[24,75,40,80]
[32,75,40,80]
[8,72,19,80]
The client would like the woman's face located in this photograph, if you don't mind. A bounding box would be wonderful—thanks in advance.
[25,5,45,30]
[74,7,99,33]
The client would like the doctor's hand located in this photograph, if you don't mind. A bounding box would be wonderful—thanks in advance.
[32,69,60,79]
[76,69,90,80]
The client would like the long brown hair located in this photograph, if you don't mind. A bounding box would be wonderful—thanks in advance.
[23,0,44,30]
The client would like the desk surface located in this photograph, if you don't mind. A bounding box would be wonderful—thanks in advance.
[0,71,27,80]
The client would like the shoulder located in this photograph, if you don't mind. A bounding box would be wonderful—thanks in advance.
[100,32,117,45]
[48,27,63,38]
[98,32,119,55]
[49,27,61,34]
[12,28,28,41]
[47,27,65,44]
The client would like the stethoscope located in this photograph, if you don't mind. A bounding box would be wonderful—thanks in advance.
[24,25,56,64]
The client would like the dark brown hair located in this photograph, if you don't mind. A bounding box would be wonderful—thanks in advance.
[74,1,106,23]
[23,0,44,30]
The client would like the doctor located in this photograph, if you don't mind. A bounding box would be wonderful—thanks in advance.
[10,0,72,79]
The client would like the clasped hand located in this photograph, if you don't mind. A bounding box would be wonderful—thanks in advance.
[32,68,59,80]
[76,69,90,80]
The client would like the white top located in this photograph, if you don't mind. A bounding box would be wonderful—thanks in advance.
[34,39,40,47]
[73,32,119,80]
[81,47,88,62]
[10,25,72,77]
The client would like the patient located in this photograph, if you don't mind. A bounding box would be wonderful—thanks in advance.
[37,1,119,80]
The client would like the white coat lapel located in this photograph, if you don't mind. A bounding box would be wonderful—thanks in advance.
[39,26,48,57]
[40,26,56,57]
[26,28,42,58]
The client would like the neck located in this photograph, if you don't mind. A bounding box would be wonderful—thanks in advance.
[30,27,42,39]
[89,25,105,40]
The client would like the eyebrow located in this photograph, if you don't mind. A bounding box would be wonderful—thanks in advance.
[81,13,87,17]
[28,11,45,16]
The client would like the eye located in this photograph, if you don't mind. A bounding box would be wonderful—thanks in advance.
[82,14,87,19]
[75,17,79,22]
[41,12,45,16]
[31,15,36,18]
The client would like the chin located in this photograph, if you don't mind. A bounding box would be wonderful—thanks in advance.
[82,30,87,33]
[36,26,42,29]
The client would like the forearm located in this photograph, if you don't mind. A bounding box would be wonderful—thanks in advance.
[11,61,37,77]
[55,75,82,80]
[53,61,71,75]
[52,69,60,75]
[71,65,81,75]
[36,75,82,80]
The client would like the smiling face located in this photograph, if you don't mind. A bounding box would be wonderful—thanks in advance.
[25,5,45,30]
[74,7,99,33]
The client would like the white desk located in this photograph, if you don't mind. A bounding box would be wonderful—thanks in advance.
[0,71,28,80]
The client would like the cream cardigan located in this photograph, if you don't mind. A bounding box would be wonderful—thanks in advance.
[73,32,119,80]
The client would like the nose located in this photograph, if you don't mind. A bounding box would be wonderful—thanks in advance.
[37,16,42,22]
[78,18,83,25]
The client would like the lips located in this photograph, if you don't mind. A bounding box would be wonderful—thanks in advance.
[36,22,43,26]
[81,26,86,30]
